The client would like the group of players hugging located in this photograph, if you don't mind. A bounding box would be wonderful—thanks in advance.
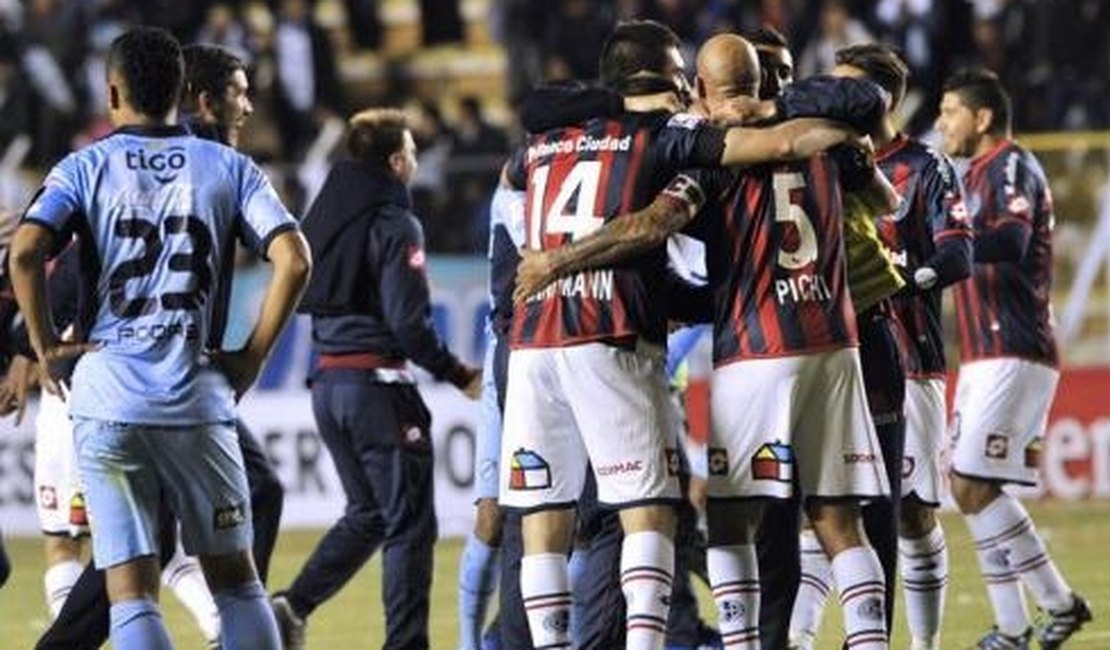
[0,14,1095,650]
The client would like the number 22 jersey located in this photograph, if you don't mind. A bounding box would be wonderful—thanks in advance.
[23,125,298,425]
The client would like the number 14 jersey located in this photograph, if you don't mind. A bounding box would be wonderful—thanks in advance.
[23,125,297,425]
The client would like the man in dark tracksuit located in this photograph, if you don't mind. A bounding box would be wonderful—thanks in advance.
[272,108,480,650]
[31,44,286,650]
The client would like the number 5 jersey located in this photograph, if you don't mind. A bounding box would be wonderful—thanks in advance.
[22,125,298,425]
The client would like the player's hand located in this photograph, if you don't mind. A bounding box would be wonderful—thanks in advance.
[0,355,40,424]
[710,96,775,125]
[461,368,483,401]
[36,341,98,399]
[688,475,707,513]
[210,348,265,402]
[514,249,556,304]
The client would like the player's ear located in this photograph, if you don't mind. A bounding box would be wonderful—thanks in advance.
[974,107,994,136]
[197,90,216,119]
[388,150,404,177]
[109,85,120,111]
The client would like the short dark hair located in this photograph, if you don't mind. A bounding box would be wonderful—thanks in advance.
[599,20,682,89]
[836,43,909,107]
[107,27,184,119]
[943,67,1011,134]
[347,108,408,167]
[182,44,245,110]
[746,25,789,50]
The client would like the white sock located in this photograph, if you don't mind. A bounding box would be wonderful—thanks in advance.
[789,530,831,649]
[966,499,1030,636]
[831,546,888,650]
[899,523,948,649]
[974,494,1072,611]
[707,544,760,649]
[162,544,220,643]
[521,553,571,648]
[44,559,84,619]
[620,531,674,650]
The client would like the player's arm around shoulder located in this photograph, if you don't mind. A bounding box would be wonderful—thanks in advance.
[719,117,859,167]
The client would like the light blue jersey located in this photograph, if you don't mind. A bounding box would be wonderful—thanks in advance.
[24,125,297,425]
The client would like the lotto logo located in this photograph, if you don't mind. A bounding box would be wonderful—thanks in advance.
[985,434,1009,460]
[708,448,729,476]
[751,442,794,482]
[39,486,58,510]
[509,449,551,490]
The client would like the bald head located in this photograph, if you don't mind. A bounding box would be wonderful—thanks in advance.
[695,34,761,113]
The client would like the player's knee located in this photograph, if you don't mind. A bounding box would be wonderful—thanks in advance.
[948,473,1000,514]
[199,550,258,593]
[706,500,762,546]
[105,556,162,604]
[898,498,937,538]
[474,499,503,546]
[806,499,864,556]
[522,508,575,554]
[619,503,676,537]
[43,534,84,565]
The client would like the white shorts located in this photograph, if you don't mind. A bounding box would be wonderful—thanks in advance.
[34,391,89,537]
[902,378,946,505]
[707,348,889,501]
[499,342,681,511]
[951,358,1058,486]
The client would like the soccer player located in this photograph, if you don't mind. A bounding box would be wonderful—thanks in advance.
[513,33,894,650]
[273,108,481,650]
[8,26,310,650]
[835,44,972,650]
[457,178,524,650]
[503,22,864,650]
[32,41,289,650]
[937,68,1092,650]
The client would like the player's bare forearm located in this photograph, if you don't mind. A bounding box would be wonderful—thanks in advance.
[245,230,312,361]
[721,118,855,166]
[514,196,696,302]
[7,224,57,358]
[856,167,901,216]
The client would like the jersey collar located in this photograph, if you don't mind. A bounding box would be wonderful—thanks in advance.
[874,133,909,163]
[112,124,191,138]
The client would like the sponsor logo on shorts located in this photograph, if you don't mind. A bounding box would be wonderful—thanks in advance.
[708,447,729,476]
[542,610,569,633]
[596,460,643,477]
[214,503,247,530]
[39,486,58,510]
[1025,438,1044,468]
[985,434,1009,460]
[857,597,884,621]
[843,452,877,464]
[665,448,680,477]
[509,449,551,490]
[902,455,916,479]
[751,442,793,482]
[69,493,88,527]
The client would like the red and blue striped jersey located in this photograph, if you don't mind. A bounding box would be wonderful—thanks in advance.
[954,139,1058,366]
[699,155,858,366]
[875,134,971,377]
[506,112,719,349]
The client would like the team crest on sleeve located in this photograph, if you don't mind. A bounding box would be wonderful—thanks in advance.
[407,245,426,270]
[509,448,551,490]
[750,442,794,482]
[708,447,729,476]
[666,112,704,130]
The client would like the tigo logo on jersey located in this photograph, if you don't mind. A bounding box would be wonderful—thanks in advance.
[708,447,729,476]
[509,449,551,490]
[751,442,794,482]
[125,145,187,184]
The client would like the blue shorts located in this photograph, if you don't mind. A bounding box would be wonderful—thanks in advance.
[475,333,503,502]
[74,418,253,569]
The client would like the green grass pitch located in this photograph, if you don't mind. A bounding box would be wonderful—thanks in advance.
[1,501,1107,648]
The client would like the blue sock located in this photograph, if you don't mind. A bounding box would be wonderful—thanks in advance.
[214,580,281,650]
[110,599,174,650]
[458,533,500,650]
[568,547,589,644]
